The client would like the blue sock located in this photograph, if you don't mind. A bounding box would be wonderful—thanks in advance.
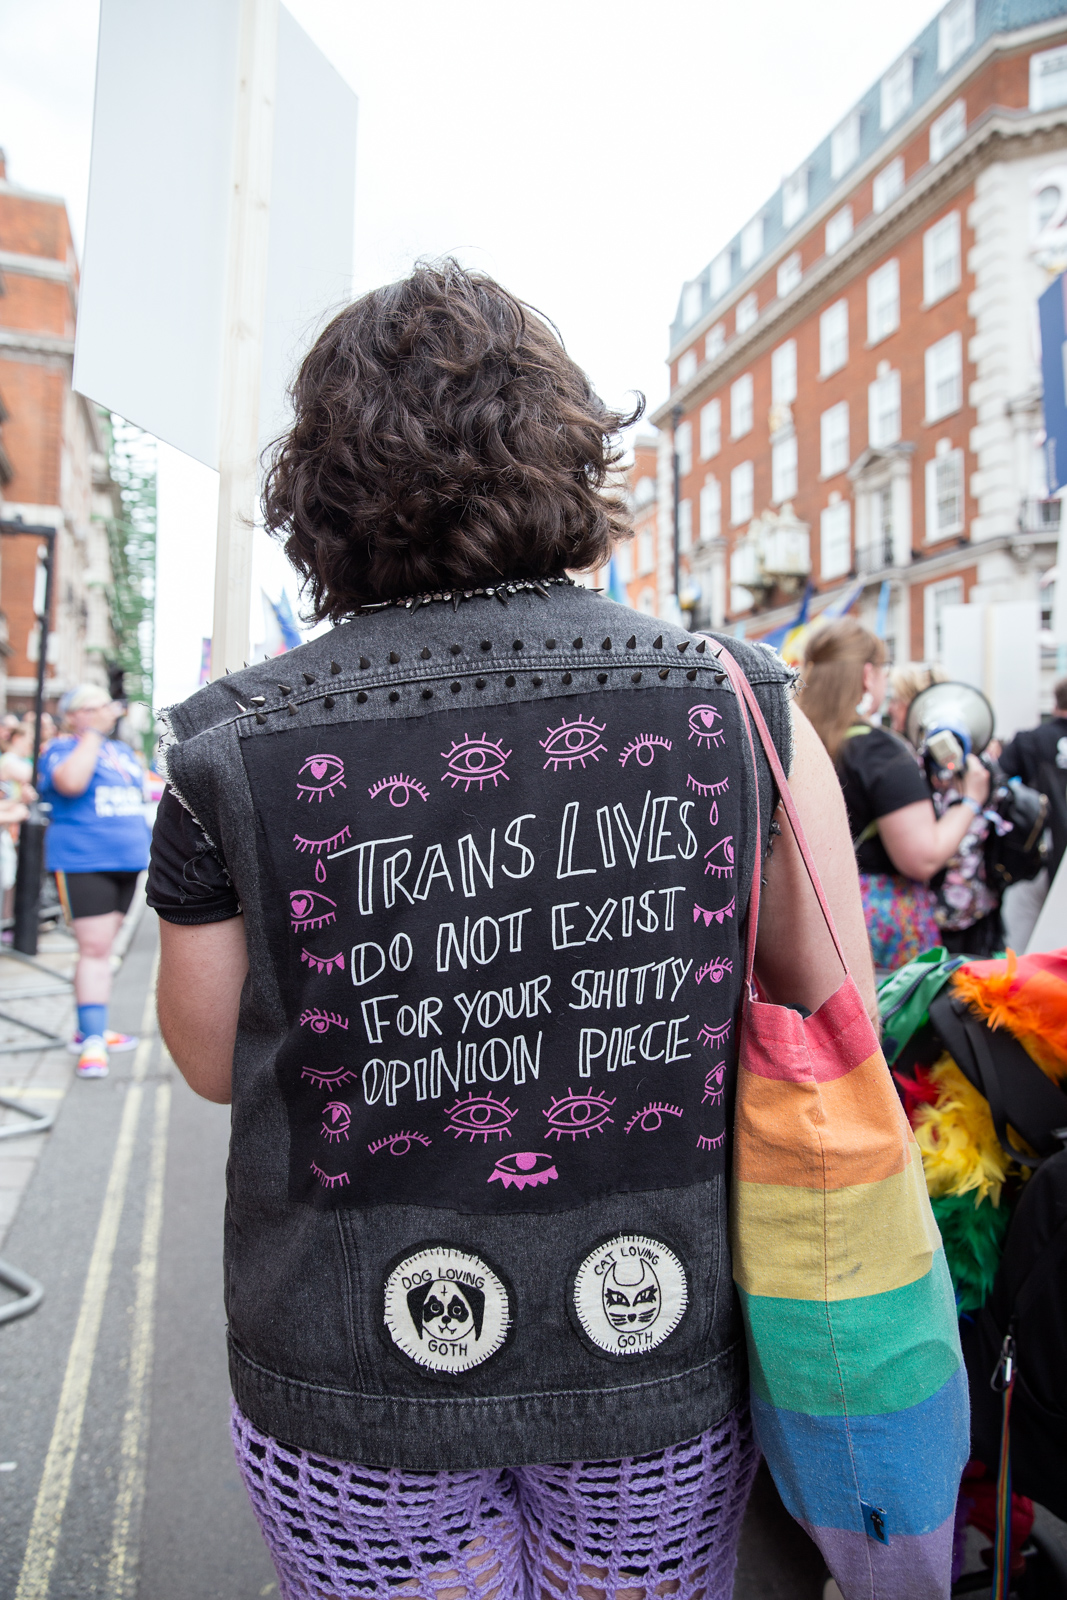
[78,1004,108,1040]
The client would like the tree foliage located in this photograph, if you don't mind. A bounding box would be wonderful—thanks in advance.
[102,412,156,754]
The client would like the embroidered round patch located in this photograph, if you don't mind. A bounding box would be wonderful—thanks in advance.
[572,1234,688,1356]
[383,1244,512,1375]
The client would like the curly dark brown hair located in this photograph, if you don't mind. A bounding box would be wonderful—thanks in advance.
[262,261,642,622]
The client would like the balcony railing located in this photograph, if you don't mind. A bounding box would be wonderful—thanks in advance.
[855,536,896,575]
[1018,497,1061,534]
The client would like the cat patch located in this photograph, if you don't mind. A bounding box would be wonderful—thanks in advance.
[383,1244,512,1375]
[571,1234,688,1356]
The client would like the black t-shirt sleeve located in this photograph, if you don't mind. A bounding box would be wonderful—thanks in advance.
[838,727,932,875]
[146,787,241,925]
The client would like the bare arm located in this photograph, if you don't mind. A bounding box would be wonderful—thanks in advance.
[50,730,105,797]
[755,705,878,1027]
[877,757,989,880]
[157,916,248,1103]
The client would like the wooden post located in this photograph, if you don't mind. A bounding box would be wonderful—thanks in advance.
[211,0,279,680]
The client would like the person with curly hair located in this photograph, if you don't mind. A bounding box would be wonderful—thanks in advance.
[147,263,880,1600]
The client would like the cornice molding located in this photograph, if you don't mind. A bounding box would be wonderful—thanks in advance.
[0,250,71,283]
[0,328,75,362]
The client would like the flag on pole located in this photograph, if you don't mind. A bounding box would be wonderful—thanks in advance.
[759,582,813,663]
[260,589,303,656]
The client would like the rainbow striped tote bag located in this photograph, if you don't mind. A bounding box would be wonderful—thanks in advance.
[719,649,968,1599]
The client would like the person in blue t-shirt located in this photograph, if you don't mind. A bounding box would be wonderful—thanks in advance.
[38,685,151,1078]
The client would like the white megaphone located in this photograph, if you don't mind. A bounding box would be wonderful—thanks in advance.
[905,681,995,786]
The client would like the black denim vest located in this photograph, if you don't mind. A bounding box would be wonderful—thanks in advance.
[161,587,792,1469]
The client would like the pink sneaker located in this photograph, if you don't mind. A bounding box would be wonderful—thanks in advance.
[68,1030,138,1055]
[76,1036,109,1079]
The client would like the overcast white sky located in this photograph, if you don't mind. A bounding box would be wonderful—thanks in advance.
[1,0,939,707]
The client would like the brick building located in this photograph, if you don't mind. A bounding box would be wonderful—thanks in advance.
[652,0,1067,679]
[0,149,116,714]
[615,435,662,613]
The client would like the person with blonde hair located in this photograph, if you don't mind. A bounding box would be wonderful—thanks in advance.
[798,619,989,971]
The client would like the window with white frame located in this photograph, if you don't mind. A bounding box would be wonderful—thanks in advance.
[873,156,905,213]
[925,332,963,420]
[867,259,900,343]
[740,216,764,270]
[924,576,964,659]
[868,366,902,447]
[782,168,809,228]
[677,498,693,552]
[882,54,914,129]
[925,443,965,540]
[637,527,655,573]
[1030,45,1067,111]
[821,500,852,579]
[821,401,850,476]
[820,300,849,376]
[731,373,754,438]
[614,542,633,584]
[705,323,725,361]
[831,112,861,178]
[634,476,656,508]
[771,433,798,504]
[736,292,758,333]
[700,398,721,459]
[826,206,854,256]
[700,477,722,542]
[939,0,974,72]
[923,212,961,302]
[675,419,693,475]
[930,99,966,163]
[777,252,802,298]
[771,339,797,405]
[637,588,656,615]
[681,282,702,326]
[710,252,732,299]
[677,350,697,386]
[731,461,754,525]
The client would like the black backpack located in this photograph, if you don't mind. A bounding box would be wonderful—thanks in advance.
[984,772,1049,890]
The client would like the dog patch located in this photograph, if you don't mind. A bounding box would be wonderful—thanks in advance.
[383,1244,512,1375]
[572,1233,688,1356]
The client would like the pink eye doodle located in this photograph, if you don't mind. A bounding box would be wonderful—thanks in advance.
[301,1062,357,1090]
[321,1102,351,1142]
[624,1101,684,1135]
[440,734,512,791]
[540,716,607,771]
[488,1151,559,1190]
[703,837,735,879]
[698,1021,731,1051]
[368,772,430,807]
[686,773,729,796]
[294,826,351,881]
[368,1130,432,1157]
[300,947,344,975]
[444,1092,516,1143]
[703,1066,726,1105]
[310,1161,350,1189]
[697,1132,726,1152]
[694,955,733,985]
[299,1008,348,1033]
[290,890,337,932]
[688,705,726,748]
[618,733,672,768]
[297,753,346,802]
[692,896,734,928]
[542,1088,615,1141]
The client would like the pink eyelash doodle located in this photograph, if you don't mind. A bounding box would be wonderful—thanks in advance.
[703,836,735,879]
[688,705,726,748]
[294,826,351,882]
[368,1131,432,1157]
[694,955,733,985]
[299,1008,348,1034]
[297,754,347,802]
[311,1162,350,1189]
[624,1101,684,1134]
[368,773,430,807]
[686,773,729,797]
[300,948,344,976]
[444,1092,516,1143]
[540,716,606,772]
[440,734,512,791]
[488,1151,559,1190]
[698,1021,731,1051]
[290,890,337,932]
[321,1102,352,1142]
[618,733,672,768]
[697,1131,726,1151]
[301,1063,357,1090]
[703,1065,726,1105]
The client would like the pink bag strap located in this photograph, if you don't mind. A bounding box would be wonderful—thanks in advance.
[713,644,850,993]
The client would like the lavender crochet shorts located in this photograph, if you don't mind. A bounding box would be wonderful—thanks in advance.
[232,1402,758,1600]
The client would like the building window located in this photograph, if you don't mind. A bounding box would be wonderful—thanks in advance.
[637,528,655,574]
[710,251,732,299]
[868,366,902,447]
[831,111,861,179]
[821,500,852,579]
[731,461,754,525]
[771,433,798,504]
[700,477,722,542]
[873,156,905,213]
[867,259,900,343]
[731,374,754,439]
[924,576,964,659]
[677,498,693,552]
[771,339,797,405]
[705,323,725,361]
[826,205,854,256]
[930,99,966,162]
[925,332,963,420]
[782,168,809,228]
[637,588,656,615]
[777,251,802,298]
[614,542,633,584]
[820,300,849,376]
[736,292,758,334]
[881,54,914,130]
[820,401,850,476]
[1030,44,1067,111]
[675,419,693,475]
[923,212,961,303]
[939,0,974,72]
[681,282,703,326]
[700,398,721,459]
[925,444,965,540]
[677,350,697,386]
[740,216,764,270]
[634,475,656,508]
